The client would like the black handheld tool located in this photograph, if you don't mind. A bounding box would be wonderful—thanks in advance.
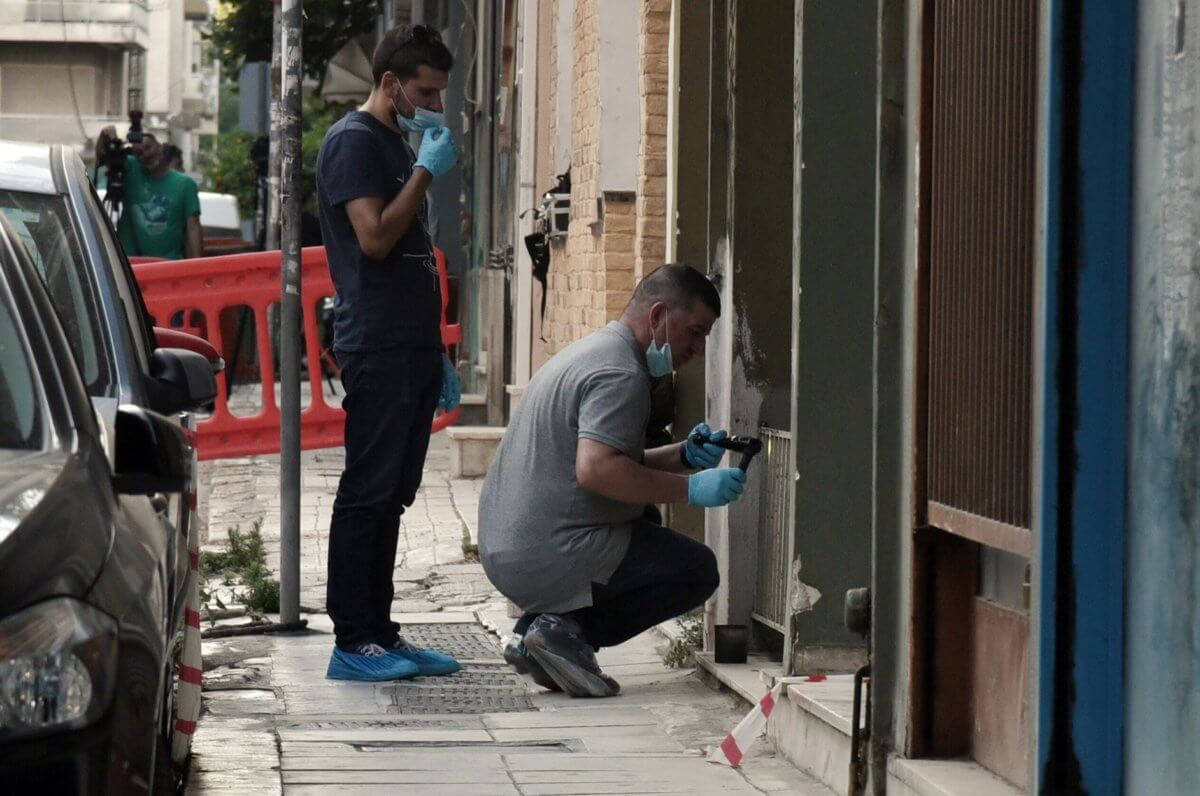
[689,432,764,473]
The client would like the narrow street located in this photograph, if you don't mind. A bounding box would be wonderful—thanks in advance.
[188,436,830,795]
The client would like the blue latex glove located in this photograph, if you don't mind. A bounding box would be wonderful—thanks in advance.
[683,422,728,469]
[438,353,461,410]
[687,467,747,508]
[415,125,457,177]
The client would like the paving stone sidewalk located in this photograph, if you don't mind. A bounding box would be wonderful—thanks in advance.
[189,434,830,795]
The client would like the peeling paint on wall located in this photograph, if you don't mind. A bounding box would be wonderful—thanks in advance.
[789,557,822,614]
[706,235,739,625]
[1127,0,1200,790]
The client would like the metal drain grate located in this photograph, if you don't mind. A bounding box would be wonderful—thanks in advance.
[385,624,534,714]
[382,666,534,714]
[400,624,505,662]
[279,718,473,729]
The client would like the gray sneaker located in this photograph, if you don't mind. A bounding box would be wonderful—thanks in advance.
[503,635,562,692]
[522,614,620,698]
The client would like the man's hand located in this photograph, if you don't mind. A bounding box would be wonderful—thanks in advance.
[414,126,457,177]
[683,422,728,469]
[686,467,747,508]
[438,353,460,410]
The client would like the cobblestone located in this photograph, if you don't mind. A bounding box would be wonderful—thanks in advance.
[197,434,501,615]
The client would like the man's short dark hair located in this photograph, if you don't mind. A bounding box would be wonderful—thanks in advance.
[628,264,721,317]
[372,24,454,86]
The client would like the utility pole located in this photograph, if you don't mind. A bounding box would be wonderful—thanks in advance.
[267,1,283,250]
[278,0,303,625]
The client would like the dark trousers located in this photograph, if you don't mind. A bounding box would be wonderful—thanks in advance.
[327,347,442,650]
[515,513,720,649]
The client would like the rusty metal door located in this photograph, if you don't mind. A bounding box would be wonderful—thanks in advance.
[914,0,1039,786]
[925,0,1037,557]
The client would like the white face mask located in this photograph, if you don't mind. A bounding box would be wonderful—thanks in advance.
[392,80,444,132]
[645,313,674,377]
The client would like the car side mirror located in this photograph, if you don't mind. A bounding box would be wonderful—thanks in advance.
[113,405,191,495]
[148,347,217,415]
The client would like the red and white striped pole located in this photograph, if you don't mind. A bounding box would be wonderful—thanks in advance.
[171,497,203,770]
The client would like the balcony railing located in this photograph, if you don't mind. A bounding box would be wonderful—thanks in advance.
[0,0,148,30]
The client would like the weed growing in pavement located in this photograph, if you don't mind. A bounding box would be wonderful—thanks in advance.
[200,521,281,622]
[663,608,705,668]
[241,565,280,616]
[201,523,266,576]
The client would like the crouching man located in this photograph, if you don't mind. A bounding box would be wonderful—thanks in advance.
[478,264,748,697]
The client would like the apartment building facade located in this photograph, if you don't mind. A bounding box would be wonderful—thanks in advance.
[0,0,214,168]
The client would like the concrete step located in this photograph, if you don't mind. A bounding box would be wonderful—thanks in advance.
[693,651,857,794]
[446,425,505,477]
[769,675,861,796]
[887,756,1025,796]
[693,651,782,705]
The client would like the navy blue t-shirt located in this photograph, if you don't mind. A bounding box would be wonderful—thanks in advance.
[316,111,441,352]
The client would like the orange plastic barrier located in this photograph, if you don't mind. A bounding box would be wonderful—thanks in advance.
[132,246,461,460]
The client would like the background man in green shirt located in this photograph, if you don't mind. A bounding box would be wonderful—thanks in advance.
[95,127,203,260]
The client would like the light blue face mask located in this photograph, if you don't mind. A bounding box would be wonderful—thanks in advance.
[393,82,444,132]
[645,315,674,377]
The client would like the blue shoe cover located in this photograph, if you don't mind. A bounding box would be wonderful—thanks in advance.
[327,643,419,681]
[389,639,463,676]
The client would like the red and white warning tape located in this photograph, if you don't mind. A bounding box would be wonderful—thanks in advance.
[703,682,784,767]
[171,529,202,770]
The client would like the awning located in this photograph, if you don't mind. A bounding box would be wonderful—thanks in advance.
[321,35,374,104]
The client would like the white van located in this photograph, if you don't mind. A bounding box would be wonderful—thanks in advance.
[197,191,242,238]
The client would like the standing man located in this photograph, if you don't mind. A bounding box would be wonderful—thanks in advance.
[316,24,463,681]
[479,265,749,697]
[94,129,202,260]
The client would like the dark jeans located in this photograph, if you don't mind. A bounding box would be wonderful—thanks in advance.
[327,347,442,650]
[515,513,720,649]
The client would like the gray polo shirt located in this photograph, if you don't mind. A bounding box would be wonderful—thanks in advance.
[478,322,651,614]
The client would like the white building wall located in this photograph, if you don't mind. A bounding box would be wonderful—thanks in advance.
[553,0,574,174]
[0,42,128,151]
[145,0,185,121]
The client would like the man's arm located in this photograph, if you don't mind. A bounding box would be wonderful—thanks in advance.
[344,168,433,260]
[185,214,203,259]
[576,438,689,505]
[643,442,692,474]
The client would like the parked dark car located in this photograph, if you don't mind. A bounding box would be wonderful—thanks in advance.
[0,141,220,787]
[0,209,215,793]
[0,139,212,566]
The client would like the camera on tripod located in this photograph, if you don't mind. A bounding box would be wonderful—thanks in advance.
[101,109,144,211]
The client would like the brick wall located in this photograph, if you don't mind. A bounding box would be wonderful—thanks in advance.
[546,0,601,352]
[542,0,672,354]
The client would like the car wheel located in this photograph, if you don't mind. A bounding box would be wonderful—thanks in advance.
[153,730,179,796]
